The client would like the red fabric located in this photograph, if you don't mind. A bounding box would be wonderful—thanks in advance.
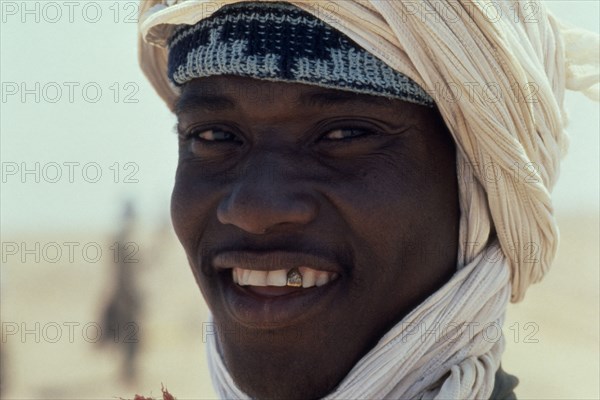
[132,384,175,400]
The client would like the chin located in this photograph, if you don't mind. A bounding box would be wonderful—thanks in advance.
[216,326,341,400]
[236,368,340,400]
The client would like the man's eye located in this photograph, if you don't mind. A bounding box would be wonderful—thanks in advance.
[323,129,372,140]
[194,129,238,142]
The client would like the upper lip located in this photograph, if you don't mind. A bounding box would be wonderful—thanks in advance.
[213,250,343,274]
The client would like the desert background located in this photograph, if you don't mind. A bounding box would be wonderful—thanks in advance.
[1,211,599,399]
[1,1,598,399]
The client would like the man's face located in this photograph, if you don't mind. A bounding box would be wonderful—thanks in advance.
[172,76,459,399]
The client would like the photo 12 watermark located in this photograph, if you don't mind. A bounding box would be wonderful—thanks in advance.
[1,321,139,344]
[1,241,140,264]
[1,162,139,184]
[200,320,540,346]
[1,1,139,24]
[1,82,140,104]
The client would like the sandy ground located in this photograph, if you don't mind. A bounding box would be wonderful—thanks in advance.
[1,212,598,399]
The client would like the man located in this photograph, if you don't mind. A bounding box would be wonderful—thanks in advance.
[98,201,142,384]
[137,1,598,398]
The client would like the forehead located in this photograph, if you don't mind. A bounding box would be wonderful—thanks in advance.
[175,75,417,117]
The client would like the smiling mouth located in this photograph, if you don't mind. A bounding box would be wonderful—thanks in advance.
[233,266,340,288]
[213,251,344,326]
[231,266,340,298]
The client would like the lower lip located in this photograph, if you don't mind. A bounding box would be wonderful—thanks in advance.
[219,272,342,328]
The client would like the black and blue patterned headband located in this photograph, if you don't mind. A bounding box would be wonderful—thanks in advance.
[167,2,435,107]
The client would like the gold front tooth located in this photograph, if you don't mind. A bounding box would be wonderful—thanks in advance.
[286,268,303,287]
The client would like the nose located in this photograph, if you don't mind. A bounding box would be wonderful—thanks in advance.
[216,160,319,234]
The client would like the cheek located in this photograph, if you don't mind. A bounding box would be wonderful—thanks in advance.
[327,152,434,241]
[170,166,219,253]
[326,145,458,310]
[171,170,225,308]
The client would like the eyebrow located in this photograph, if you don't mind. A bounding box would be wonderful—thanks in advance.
[298,91,397,109]
[174,89,397,115]
[175,94,236,115]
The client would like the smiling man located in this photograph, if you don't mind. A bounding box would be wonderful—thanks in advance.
[137,1,598,399]
[173,74,459,398]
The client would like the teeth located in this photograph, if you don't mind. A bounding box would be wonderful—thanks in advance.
[267,269,288,286]
[299,267,316,288]
[247,270,267,286]
[316,272,330,287]
[286,268,302,287]
[242,269,251,284]
[233,267,338,288]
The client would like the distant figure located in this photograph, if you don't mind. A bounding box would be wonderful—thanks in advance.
[98,201,142,385]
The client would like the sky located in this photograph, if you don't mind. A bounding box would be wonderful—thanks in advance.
[1,0,598,235]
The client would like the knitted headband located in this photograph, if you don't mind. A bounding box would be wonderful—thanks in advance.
[167,2,435,107]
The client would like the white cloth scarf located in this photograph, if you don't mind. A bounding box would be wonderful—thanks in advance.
[138,1,599,398]
[206,243,511,399]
